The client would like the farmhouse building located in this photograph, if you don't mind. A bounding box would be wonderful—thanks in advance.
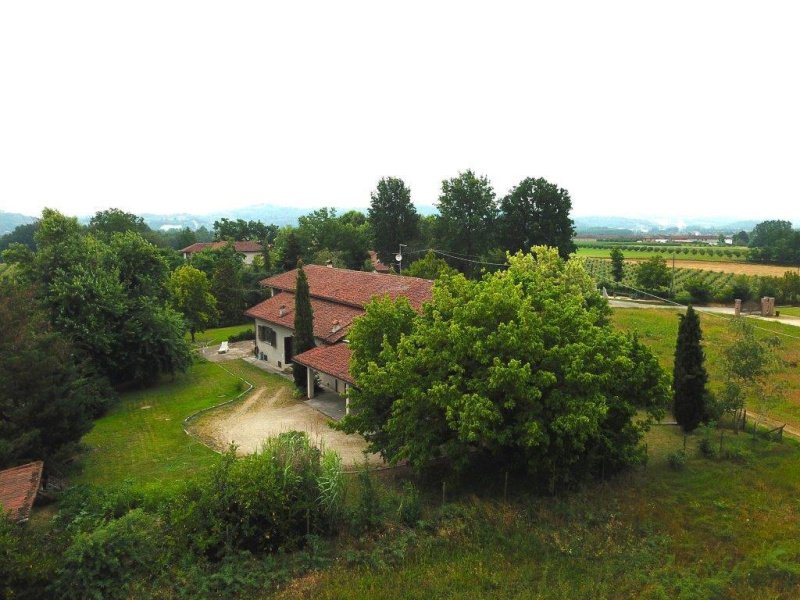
[245,265,432,401]
[180,241,264,265]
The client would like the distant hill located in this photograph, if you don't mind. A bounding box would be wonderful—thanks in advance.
[573,216,763,236]
[0,211,36,236]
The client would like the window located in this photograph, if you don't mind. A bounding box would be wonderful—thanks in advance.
[258,325,277,347]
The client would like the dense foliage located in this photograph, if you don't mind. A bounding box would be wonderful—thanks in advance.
[3,209,191,387]
[368,177,420,265]
[672,306,709,432]
[169,265,219,342]
[341,247,669,484]
[0,283,113,469]
[748,220,800,265]
[293,265,315,389]
[498,177,576,259]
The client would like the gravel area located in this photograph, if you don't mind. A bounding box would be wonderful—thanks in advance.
[189,385,384,468]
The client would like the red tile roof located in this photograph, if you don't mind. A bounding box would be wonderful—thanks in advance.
[368,250,391,273]
[260,264,432,310]
[0,461,43,523]
[292,343,355,385]
[181,241,263,254]
[245,292,363,344]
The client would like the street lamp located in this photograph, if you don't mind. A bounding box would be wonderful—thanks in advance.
[395,244,407,274]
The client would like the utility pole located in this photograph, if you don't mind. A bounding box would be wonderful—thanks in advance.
[395,244,407,274]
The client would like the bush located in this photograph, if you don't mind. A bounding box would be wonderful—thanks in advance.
[684,276,713,304]
[397,481,422,527]
[667,450,687,470]
[170,432,340,558]
[698,436,717,458]
[351,460,383,535]
[228,328,255,343]
[57,508,164,600]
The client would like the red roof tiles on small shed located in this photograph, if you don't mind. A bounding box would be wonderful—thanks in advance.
[292,344,355,385]
[0,461,43,523]
[259,264,432,310]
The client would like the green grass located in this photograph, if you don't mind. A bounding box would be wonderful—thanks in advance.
[74,353,291,491]
[778,306,800,318]
[574,246,744,263]
[191,323,254,345]
[611,308,800,427]
[279,427,800,599]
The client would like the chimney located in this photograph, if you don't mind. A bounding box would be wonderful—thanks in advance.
[331,319,341,333]
[279,304,286,317]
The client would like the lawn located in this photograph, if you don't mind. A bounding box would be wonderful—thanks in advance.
[779,306,800,318]
[74,352,292,491]
[191,323,254,346]
[279,426,800,599]
[611,308,800,427]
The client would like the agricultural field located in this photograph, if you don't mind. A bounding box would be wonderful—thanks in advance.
[574,241,749,263]
[611,307,800,428]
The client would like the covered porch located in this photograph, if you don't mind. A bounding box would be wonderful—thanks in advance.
[292,343,355,418]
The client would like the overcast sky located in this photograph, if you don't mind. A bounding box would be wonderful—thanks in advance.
[1,1,798,222]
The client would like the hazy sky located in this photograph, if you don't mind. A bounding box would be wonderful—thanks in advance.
[1,1,799,221]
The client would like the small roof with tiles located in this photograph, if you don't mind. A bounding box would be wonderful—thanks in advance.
[259,264,432,310]
[244,292,362,344]
[0,461,43,523]
[292,343,355,385]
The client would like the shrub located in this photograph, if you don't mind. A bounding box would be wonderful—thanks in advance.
[698,436,717,458]
[228,329,255,343]
[57,508,164,600]
[684,277,713,304]
[667,450,687,470]
[170,432,336,558]
[351,460,383,535]
[397,481,422,527]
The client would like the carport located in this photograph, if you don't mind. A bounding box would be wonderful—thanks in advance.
[291,343,355,416]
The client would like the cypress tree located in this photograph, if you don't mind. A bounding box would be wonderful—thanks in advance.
[673,305,708,432]
[293,262,315,389]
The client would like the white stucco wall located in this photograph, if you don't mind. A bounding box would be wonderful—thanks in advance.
[241,251,259,265]
[254,319,295,368]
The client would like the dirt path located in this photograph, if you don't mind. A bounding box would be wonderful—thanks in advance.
[189,386,384,468]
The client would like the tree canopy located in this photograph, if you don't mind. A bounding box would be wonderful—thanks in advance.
[170,265,219,342]
[293,265,315,389]
[340,247,668,484]
[498,177,576,258]
[672,306,709,432]
[368,177,420,264]
[436,170,498,274]
[748,220,800,265]
[635,256,670,292]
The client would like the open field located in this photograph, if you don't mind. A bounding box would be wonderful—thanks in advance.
[611,308,800,427]
[779,306,800,317]
[581,253,798,277]
[574,246,745,263]
[280,426,800,599]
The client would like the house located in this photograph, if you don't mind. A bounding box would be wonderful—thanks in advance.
[244,265,433,404]
[0,461,43,523]
[180,241,264,265]
[368,250,391,273]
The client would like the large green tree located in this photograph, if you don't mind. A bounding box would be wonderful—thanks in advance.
[170,265,219,342]
[3,209,191,387]
[672,306,709,432]
[293,264,315,389]
[436,170,498,275]
[340,247,668,483]
[368,177,420,265]
[88,208,150,238]
[0,283,113,469]
[210,243,245,326]
[279,230,304,272]
[748,220,800,265]
[404,251,457,280]
[213,218,278,243]
[635,256,670,292]
[498,177,576,258]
